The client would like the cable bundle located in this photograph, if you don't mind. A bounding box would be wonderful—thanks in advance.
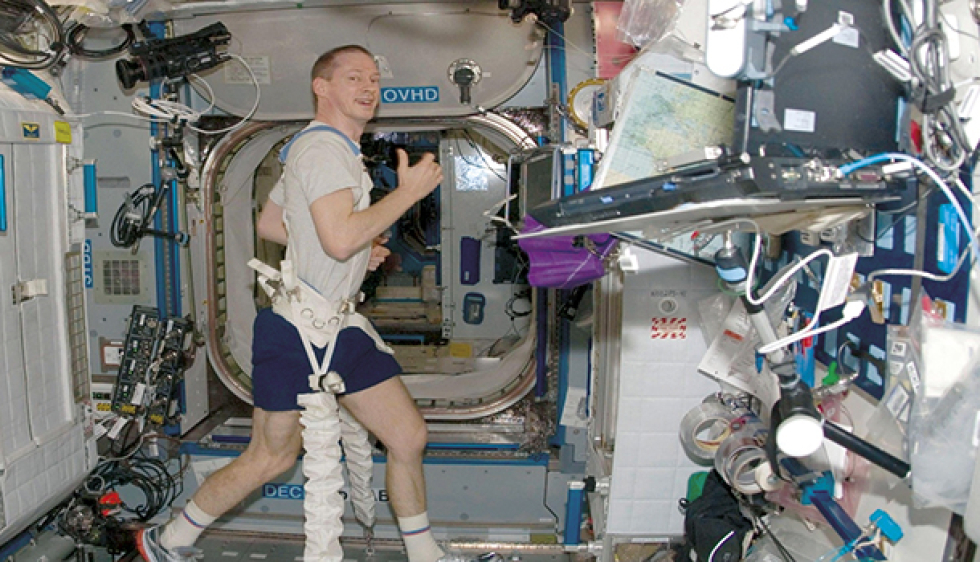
[0,0,66,70]
[87,449,185,522]
[49,431,187,553]
[129,54,262,135]
[65,22,135,59]
[884,0,974,171]
[110,183,158,248]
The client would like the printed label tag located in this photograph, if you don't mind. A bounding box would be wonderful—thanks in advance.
[784,108,816,133]
[884,385,910,419]
[907,361,921,391]
[818,252,859,310]
[937,204,960,274]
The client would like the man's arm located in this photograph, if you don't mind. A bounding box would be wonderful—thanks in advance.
[310,149,442,261]
[256,200,288,245]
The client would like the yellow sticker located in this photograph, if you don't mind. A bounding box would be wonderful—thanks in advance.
[54,121,72,144]
[449,341,473,358]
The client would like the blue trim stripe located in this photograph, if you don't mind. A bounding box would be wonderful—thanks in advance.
[280,124,360,163]
[0,154,8,232]
[402,525,430,537]
[183,511,208,529]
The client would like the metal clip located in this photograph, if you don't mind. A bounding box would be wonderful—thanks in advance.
[364,527,376,557]
[340,299,357,314]
[317,371,346,394]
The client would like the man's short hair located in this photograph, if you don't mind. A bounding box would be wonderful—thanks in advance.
[311,45,374,82]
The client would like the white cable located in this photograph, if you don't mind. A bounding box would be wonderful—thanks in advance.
[791,23,844,56]
[694,213,822,310]
[72,110,165,124]
[126,53,261,135]
[686,216,817,311]
[707,530,737,562]
[186,53,261,135]
[131,96,202,123]
[746,245,834,307]
[844,153,980,275]
[869,223,977,283]
[758,302,864,355]
[954,176,977,206]
[876,159,978,282]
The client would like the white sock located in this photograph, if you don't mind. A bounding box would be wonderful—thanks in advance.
[160,499,216,550]
[398,512,445,562]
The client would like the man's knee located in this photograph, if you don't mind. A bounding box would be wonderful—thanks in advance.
[268,449,299,477]
[241,442,300,480]
[387,420,428,460]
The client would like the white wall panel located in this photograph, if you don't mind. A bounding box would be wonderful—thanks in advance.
[14,143,74,441]
[0,143,32,464]
[605,250,721,536]
[0,90,95,544]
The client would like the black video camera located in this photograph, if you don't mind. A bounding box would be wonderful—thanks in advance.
[115,22,231,89]
[498,0,570,25]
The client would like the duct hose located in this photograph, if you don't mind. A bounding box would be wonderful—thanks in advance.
[298,391,346,562]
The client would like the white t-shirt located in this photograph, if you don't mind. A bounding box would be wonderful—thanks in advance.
[268,122,374,302]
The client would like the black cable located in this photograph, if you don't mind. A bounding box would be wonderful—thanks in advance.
[110,183,160,248]
[757,517,799,562]
[855,183,938,244]
[505,289,532,319]
[66,23,134,59]
[108,418,143,459]
[88,446,186,522]
[459,132,508,183]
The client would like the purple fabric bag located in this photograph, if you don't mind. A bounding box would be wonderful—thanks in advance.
[518,216,618,289]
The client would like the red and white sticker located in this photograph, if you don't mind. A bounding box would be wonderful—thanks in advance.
[651,317,687,339]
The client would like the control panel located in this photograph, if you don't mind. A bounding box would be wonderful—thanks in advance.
[109,306,191,426]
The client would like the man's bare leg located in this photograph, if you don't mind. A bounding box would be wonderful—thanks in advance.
[340,377,444,561]
[191,408,303,515]
[150,408,303,553]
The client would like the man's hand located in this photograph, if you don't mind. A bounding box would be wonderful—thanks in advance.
[368,235,391,271]
[396,148,442,201]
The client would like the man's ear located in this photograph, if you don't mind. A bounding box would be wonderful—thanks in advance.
[312,76,329,97]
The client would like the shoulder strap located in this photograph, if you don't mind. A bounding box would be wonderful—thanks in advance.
[279,124,361,164]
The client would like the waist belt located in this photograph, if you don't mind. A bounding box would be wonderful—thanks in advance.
[248,258,393,394]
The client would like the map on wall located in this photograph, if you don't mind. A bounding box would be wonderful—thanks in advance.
[593,66,735,190]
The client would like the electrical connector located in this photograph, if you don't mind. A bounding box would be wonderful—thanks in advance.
[842,298,866,320]
[881,161,914,176]
[868,280,886,324]
[873,50,912,83]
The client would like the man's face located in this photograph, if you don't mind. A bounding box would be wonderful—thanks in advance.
[318,51,380,122]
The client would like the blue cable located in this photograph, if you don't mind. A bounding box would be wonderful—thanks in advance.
[839,152,980,260]
[837,154,895,175]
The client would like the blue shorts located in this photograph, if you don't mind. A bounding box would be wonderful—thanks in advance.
[251,308,401,411]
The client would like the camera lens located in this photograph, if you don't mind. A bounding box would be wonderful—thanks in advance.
[115,58,145,90]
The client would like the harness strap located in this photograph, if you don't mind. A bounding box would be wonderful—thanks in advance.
[248,259,392,395]
[279,124,360,164]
